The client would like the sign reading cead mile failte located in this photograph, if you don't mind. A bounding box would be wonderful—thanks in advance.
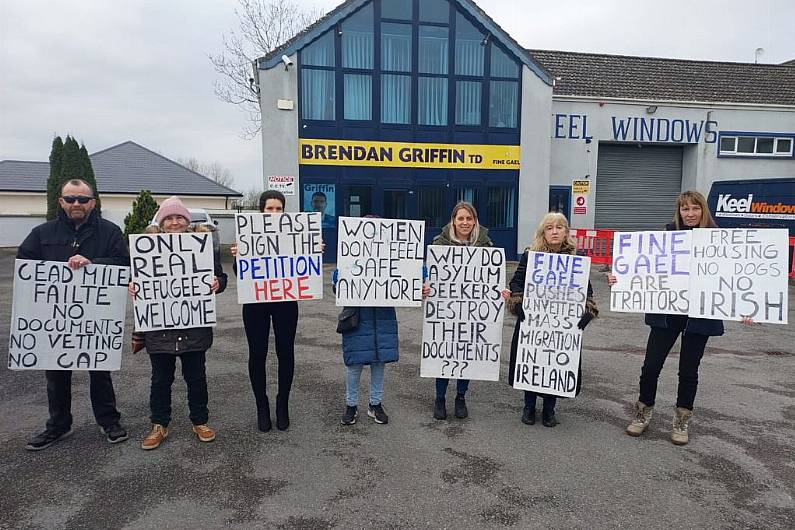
[235,212,323,304]
[9,260,129,371]
[336,217,424,307]
[513,252,591,398]
[421,246,505,381]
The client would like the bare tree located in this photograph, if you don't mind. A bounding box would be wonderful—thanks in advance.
[241,187,264,210]
[210,0,322,138]
[179,157,236,189]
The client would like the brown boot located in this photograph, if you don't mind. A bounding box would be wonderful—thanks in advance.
[141,424,168,450]
[626,401,654,437]
[192,424,216,442]
[671,407,693,445]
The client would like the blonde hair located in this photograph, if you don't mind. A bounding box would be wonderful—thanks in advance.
[673,191,717,229]
[527,212,576,255]
[449,201,481,244]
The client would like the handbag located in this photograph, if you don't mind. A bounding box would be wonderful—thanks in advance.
[336,307,360,333]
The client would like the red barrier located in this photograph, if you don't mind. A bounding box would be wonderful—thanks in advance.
[570,228,615,265]
[789,237,795,279]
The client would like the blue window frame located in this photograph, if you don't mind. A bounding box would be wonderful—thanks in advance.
[382,0,412,20]
[419,0,450,23]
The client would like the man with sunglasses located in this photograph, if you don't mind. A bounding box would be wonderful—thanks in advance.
[17,178,130,450]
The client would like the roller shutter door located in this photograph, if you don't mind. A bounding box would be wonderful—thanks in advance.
[594,144,683,230]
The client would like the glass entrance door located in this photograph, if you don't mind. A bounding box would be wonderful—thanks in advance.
[383,190,407,219]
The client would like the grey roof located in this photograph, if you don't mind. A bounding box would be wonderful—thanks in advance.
[0,141,242,196]
[528,49,795,106]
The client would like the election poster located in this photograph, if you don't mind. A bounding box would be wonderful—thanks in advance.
[130,232,217,332]
[8,260,129,371]
[421,246,505,381]
[235,212,323,304]
[303,184,336,228]
[513,251,591,398]
[336,217,424,307]
[610,230,691,315]
[689,228,789,324]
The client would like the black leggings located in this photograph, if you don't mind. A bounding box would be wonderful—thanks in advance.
[242,302,298,411]
[639,327,709,410]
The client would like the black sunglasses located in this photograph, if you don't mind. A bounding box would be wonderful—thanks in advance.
[62,195,93,204]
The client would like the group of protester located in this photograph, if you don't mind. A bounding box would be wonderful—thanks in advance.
[17,178,748,452]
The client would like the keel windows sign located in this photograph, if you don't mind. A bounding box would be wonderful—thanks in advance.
[716,194,795,221]
[9,260,129,371]
[299,139,520,170]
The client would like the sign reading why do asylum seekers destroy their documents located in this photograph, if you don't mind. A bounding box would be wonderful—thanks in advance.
[130,232,217,332]
[336,217,424,307]
[610,230,691,315]
[421,246,505,381]
[513,252,591,398]
[9,260,129,371]
[689,228,789,324]
[235,212,323,304]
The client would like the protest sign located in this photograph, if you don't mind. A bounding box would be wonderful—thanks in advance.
[130,232,217,332]
[336,217,424,307]
[8,260,129,371]
[610,230,691,315]
[421,246,505,381]
[513,251,591,398]
[235,212,323,304]
[689,228,789,324]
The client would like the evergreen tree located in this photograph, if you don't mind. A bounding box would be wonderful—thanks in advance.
[124,190,159,237]
[60,136,83,182]
[79,143,101,214]
[45,136,64,220]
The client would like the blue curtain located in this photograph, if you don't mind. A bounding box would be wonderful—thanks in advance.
[302,32,335,67]
[382,23,411,71]
[419,26,448,74]
[454,13,483,76]
[455,81,481,125]
[381,74,410,124]
[491,45,519,78]
[489,80,518,128]
[301,70,335,120]
[342,4,373,69]
[344,74,372,120]
[418,77,448,126]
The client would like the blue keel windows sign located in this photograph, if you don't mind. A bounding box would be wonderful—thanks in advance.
[553,113,719,144]
[304,184,336,228]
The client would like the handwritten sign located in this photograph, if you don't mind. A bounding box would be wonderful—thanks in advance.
[336,217,424,307]
[513,252,591,398]
[610,231,691,314]
[130,232,217,332]
[689,228,789,324]
[235,212,323,304]
[421,246,505,381]
[8,260,128,371]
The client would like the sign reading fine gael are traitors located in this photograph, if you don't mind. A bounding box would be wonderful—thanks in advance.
[421,246,505,381]
[8,260,129,371]
[689,228,789,324]
[130,232,217,332]
[235,212,323,304]
[336,217,425,307]
[513,252,591,398]
[610,230,691,315]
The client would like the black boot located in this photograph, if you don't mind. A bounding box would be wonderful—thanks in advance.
[433,398,447,420]
[256,396,271,432]
[275,394,290,431]
[454,393,468,419]
[521,406,535,425]
[542,409,558,428]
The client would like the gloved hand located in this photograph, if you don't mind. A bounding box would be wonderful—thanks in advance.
[577,312,594,330]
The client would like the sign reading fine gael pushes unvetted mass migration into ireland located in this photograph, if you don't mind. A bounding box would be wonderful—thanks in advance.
[9,260,129,371]
[610,230,691,315]
[513,252,591,398]
[336,217,425,307]
[688,228,789,324]
[421,246,505,381]
[235,212,323,304]
[130,232,217,332]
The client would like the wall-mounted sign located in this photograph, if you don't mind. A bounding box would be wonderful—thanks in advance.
[572,179,590,215]
[267,175,295,195]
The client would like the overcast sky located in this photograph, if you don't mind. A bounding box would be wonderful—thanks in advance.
[1,0,793,193]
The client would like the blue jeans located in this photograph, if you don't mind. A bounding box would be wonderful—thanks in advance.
[435,378,470,399]
[346,363,385,407]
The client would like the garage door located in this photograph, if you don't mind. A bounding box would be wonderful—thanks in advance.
[594,144,683,230]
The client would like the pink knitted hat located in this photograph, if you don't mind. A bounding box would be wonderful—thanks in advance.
[155,196,190,226]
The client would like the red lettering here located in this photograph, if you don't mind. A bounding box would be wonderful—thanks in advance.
[297,276,312,299]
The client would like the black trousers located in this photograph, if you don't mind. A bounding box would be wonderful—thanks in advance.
[149,351,208,427]
[45,370,121,431]
[242,301,298,412]
[638,327,709,410]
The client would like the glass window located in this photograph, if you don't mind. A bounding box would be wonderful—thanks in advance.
[419,0,449,23]
[382,22,412,72]
[419,26,448,74]
[345,186,372,217]
[455,80,481,125]
[342,4,373,69]
[455,187,475,204]
[719,136,736,152]
[486,186,515,228]
[489,80,518,128]
[344,74,372,120]
[776,138,793,153]
[490,45,519,78]
[756,137,774,154]
[382,0,412,20]
[381,74,411,124]
[301,69,335,120]
[302,32,335,67]
[737,137,755,153]
[384,190,407,219]
[418,76,448,126]
[418,186,446,227]
[454,12,484,76]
